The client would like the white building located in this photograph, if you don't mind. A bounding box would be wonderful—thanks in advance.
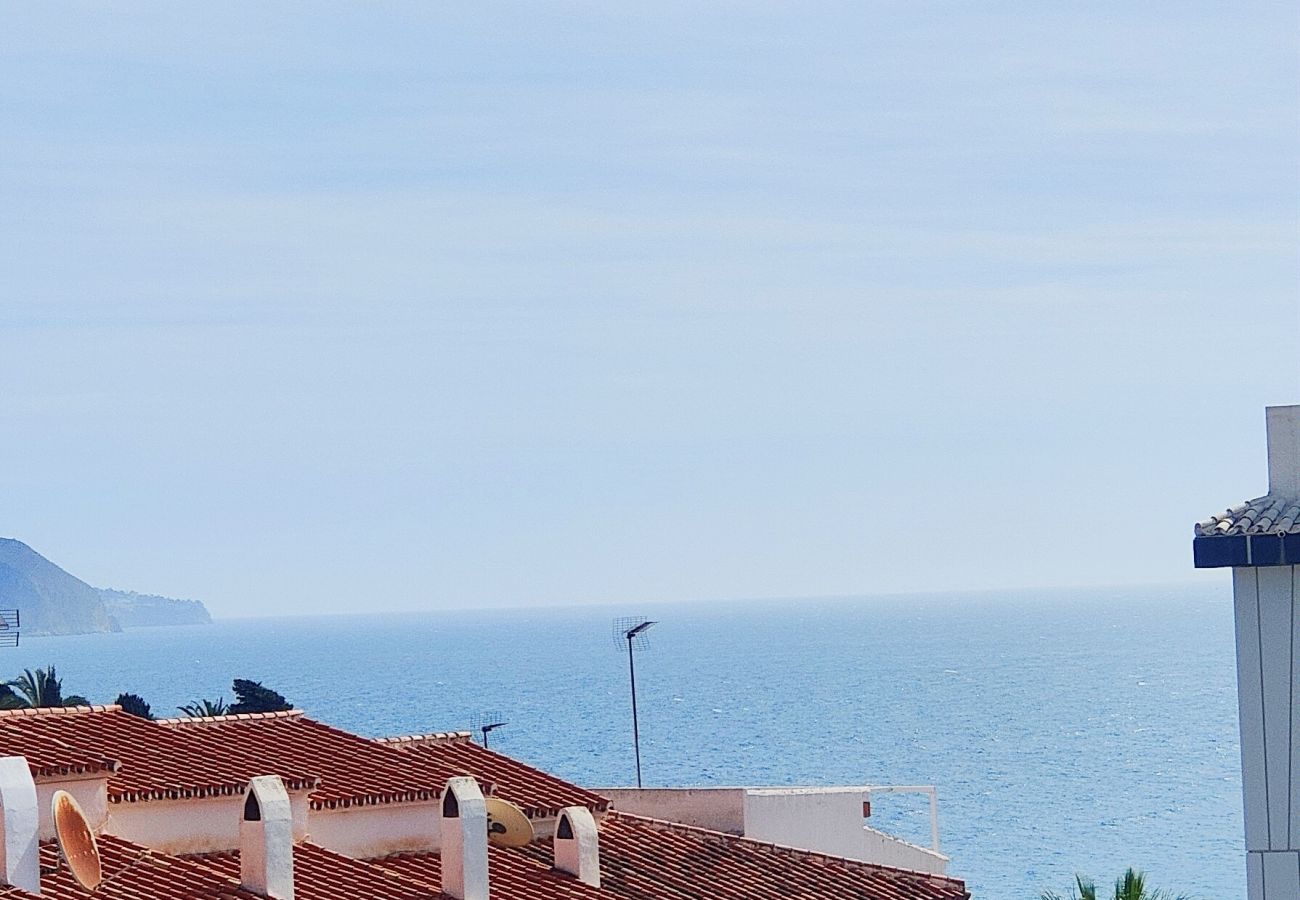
[1194,404,1300,899]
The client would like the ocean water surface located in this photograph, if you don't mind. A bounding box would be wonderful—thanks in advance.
[9,586,1240,899]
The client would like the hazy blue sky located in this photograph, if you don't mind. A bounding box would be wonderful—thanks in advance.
[1,4,1296,617]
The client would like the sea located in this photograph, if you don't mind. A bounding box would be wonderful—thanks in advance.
[6,585,1241,899]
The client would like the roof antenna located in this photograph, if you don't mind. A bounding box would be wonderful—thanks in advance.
[613,617,657,788]
[475,711,508,749]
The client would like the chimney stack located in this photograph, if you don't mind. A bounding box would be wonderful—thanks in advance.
[241,775,294,900]
[440,777,489,900]
[553,806,600,888]
[1266,405,1300,497]
[0,757,39,895]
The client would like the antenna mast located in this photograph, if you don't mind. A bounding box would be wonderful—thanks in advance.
[613,617,657,788]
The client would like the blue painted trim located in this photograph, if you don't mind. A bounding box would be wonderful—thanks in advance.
[1193,535,1248,568]
[1194,533,1300,568]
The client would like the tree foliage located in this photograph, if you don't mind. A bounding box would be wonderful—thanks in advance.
[178,697,229,717]
[2,666,88,709]
[228,679,291,714]
[115,692,153,720]
[1042,869,1189,900]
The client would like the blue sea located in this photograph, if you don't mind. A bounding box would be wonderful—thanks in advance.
[8,585,1240,899]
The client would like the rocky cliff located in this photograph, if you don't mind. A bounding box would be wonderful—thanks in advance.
[0,538,211,635]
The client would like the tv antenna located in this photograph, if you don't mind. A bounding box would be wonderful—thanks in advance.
[475,711,508,749]
[0,609,20,648]
[613,617,657,788]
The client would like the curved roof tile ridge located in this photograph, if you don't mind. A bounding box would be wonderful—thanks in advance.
[1196,494,1300,536]
[375,731,474,746]
[156,709,307,727]
[0,704,120,718]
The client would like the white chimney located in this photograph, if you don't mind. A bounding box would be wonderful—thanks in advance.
[553,806,600,888]
[1267,405,1300,496]
[240,775,294,900]
[440,776,489,900]
[0,757,39,895]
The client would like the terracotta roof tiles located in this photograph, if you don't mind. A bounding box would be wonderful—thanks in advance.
[0,835,264,900]
[0,708,969,900]
[164,711,474,810]
[380,733,609,817]
[197,842,437,900]
[378,843,603,899]
[0,706,316,802]
[516,812,971,900]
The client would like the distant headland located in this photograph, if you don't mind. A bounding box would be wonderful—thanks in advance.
[0,537,211,635]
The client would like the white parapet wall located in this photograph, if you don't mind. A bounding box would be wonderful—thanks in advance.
[33,776,108,841]
[599,788,747,834]
[105,790,311,855]
[307,799,442,858]
[600,786,949,876]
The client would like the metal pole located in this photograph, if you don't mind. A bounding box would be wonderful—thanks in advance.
[929,790,940,852]
[628,634,643,788]
[482,728,490,750]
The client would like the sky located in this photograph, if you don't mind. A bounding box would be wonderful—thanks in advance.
[1,3,1297,618]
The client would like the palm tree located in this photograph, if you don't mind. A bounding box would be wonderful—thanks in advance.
[178,697,229,717]
[3,666,88,709]
[1042,869,1190,900]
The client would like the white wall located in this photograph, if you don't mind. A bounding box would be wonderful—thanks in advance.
[34,777,108,841]
[1232,565,1300,900]
[60,785,547,861]
[307,799,441,858]
[744,788,947,875]
[861,824,948,874]
[602,786,948,876]
[105,791,310,855]
[599,788,746,834]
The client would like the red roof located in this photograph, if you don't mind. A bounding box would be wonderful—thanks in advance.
[160,711,459,810]
[515,812,969,900]
[379,732,609,817]
[377,842,607,899]
[0,706,603,813]
[0,706,317,803]
[0,834,263,900]
[0,707,969,900]
[198,842,437,900]
[1,826,967,900]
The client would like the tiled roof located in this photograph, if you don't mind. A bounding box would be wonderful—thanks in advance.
[379,843,604,899]
[0,706,598,814]
[0,834,264,900]
[1196,495,1300,536]
[162,711,467,810]
[382,812,968,900]
[197,842,437,900]
[0,706,318,803]
[0,828,971,900]
[0,708,969,900]
[517,812,969,900]
[379,732,610,817]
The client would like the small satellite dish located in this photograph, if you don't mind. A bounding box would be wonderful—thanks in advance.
[52,790,102,891]
[484,797,533,847]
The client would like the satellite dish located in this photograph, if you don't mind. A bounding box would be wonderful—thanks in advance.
[52,790,102,891]
[484,797,533,847]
